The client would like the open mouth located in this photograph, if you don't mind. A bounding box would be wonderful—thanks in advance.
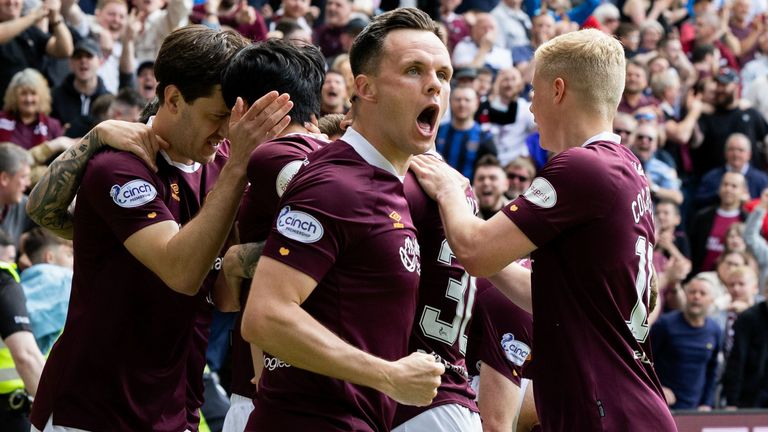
[416,105,439,135]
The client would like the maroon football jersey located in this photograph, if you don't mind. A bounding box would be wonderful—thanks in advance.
[392,168,479,426]
[230,134,326,399]
[246,130,421,431]
[31,147,227,432]
[501,135,676,431]
[466,277,533,388]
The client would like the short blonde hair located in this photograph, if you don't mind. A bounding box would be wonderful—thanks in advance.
[2,69,52,115]
[534,29,625,119]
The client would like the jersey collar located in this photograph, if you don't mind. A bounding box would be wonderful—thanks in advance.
[582,131,621,147]
[341,127,403,182]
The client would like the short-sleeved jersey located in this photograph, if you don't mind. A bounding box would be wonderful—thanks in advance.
[501,136,676,431]
[466,277,533,389]
[230,134,325,398]
[0,269,31,340]
[31,147,227,432]
[246,133,421,432]
[392,168,479,426]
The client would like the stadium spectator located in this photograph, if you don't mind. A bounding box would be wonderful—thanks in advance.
[240,8,447,430]
[693,68,768,176]
[613,111,637,146]
[436,85,496,180]
[0,143,34,246]
[722,279,768,408]
[312,0,352,58]
[721,265,759,360]
[630,122,683,205]
[269,0,313,34]
[134,60,156,103]
[728,0,763,66]
[655,199,692,259]
[618,60,658,114]
[504,156,535,200]
[319,69,348,116]
[589,3,620,35]
[651,275,722,410]
[695,133,768,210]
[617,22,640,58]
[0,229,45,432]
[51,38,111,138]
[475,67,535,166]
[411,28,677,431]
[18,227,72,354]
[190,0,268,43]
[490,0,530,50]
[689,172,748,273]
[452,13,513,72]
[0,69,64,150]
[132,0,192,63]
[684,11,740,70]
[26,26,292,431]
[473,155,509,220]
[0,0,73,95]
[658,37,697,87]
[106,87,144,122]
[511,12,555,83]
[740,32,768,86]
[474,66,493,102]
[743,188,768,289]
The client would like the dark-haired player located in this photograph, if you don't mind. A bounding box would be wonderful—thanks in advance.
[240,8,451,431]
[26,26,292,431]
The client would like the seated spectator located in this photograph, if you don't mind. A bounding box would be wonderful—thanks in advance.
[654,200,691,313]
[690,172,749,273]
[106,87,144,121]
[0,69,62,150]
[319,70,348,116]
[473,155,509,220]
[51,38,111,138]
[722,281,768,408]
[475,67,535,166]
[452,13,513,72]
[312,0,352,59]
[474,67,493,103]
[637,20,664,56]
[19,228,73,354]
[630,122,683,205]
[616,22,640,58]
[503,156,534,200]
[491,0,530,50]
[0,0,73,95]
[132,0,192,63]
[695,133,768,210]
[190,0,268,43]
[656,199,691,259]
[134,60,156,103]
[651,275,722,411]
[0,143,35,246]
[618,60,659,114]
[436,85,496,180]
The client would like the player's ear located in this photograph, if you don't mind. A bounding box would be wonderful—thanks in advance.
[354,74,376,103]
[164,85,182,114]
[553,77,565,104]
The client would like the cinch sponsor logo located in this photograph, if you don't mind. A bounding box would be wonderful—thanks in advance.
[523,177,557,208]
[264,356,292,371]
[276,206,324,243]
[110,179,157,208]
[501,333,530,366]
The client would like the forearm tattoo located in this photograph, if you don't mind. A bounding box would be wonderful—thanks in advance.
[26,130,104,237]
[238,241,266,279]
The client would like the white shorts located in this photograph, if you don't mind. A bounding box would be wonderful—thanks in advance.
[32,414,193,432]
[221,393,254,432]
[391,403,482,432]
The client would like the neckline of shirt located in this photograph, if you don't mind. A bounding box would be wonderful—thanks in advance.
[582,131,621,147]
[146,116,202,173]
[341,127,404,182]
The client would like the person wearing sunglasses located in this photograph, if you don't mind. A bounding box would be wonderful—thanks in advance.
[504,156,535,200]
[630,122,683,205]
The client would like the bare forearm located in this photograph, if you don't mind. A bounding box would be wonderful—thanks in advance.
[0,14,38,44]
[119,38,135,74]
[48,18,74,57]
[161,163,247,294]
[243,301,393,394]
[26,131,106,239]
[6,332,45,396]
[489,262,532,313]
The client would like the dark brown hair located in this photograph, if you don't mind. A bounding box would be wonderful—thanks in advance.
[154,25,248,105]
